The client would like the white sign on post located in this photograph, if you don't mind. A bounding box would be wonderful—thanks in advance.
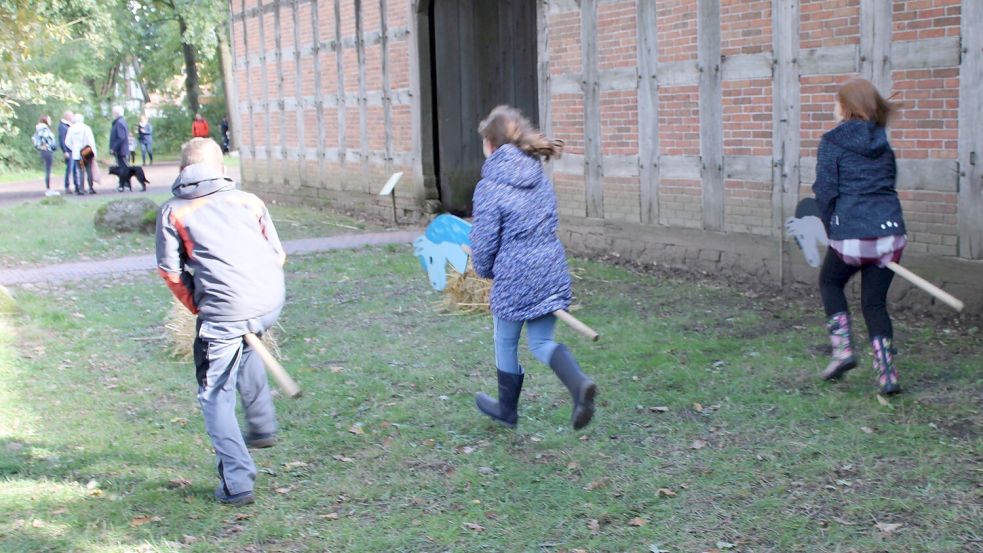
[379,172,403,196]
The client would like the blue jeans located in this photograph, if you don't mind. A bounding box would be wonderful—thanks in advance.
[494,314,559,374]
[140,142,153,164]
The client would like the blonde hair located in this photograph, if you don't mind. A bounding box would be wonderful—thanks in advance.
[478,105,563,161]
[180,137,223,169]
[837,78,895,126]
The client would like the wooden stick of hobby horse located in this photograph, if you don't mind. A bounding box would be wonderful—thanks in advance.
[460,244,601,341]
[243,332,302,398]
[885,262,964,312]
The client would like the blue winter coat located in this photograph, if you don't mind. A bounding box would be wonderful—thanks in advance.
[58,120,71,154]
[110,116,130,157]
[468,144,572,322]
[813,119,906,240]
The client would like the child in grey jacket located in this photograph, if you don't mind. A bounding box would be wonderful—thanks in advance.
[156,138,286,505]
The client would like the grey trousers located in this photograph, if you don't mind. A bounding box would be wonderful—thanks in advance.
[194,307,281,496]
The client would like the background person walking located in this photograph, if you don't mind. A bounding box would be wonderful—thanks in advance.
[138,115,153,165]
[109,105,130,191]
[192,112,210,138]
[64,113,97,195]
[57,111,73,193]
[31,115,57,193]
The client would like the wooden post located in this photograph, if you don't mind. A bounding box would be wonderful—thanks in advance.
[580,0,603,218]
[380,0,393,171]
[637,0,659,225]
[536,0,552,179]
[334,0,347,165]
[257,0,275,182]
[274,0,288,182]
[219,14,241,153]
[292,0,306,186]
[311,0,327,184]
[958,0,983,259]
[698,0,723,231]
[238,0,258,162]
[772,0,801,283]
[355,0,369,164]
[860,0,892,96]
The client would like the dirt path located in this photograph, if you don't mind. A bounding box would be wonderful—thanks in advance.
[0,161,240,207]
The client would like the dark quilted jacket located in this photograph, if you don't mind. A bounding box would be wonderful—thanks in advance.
[813,119,906,240]
[469,144,572,322]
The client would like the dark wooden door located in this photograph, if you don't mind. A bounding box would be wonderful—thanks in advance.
[429,0,539,215]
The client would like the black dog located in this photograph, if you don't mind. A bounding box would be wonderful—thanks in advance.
[109,165,150,192]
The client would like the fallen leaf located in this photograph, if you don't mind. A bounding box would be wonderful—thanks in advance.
[876,395,893,408]
[32,519,43,528]
[332,455,354,463]
[657,488,677,497]
[875,521,903,535]
[235,513,253,520]
[588,518,600,535]
[284,461,310,469]
[348,423,365,435]
[567,461,579,470]
[170,417,189,427]
[629,517,648,527]
[181,535,198,544]
[330,365,343,373]
[584,477,610,491]
[87,489,104,497]
[421,438,436,447]
[130,515,155,527]
[319,513,340,520]
[690,439,708,450]
[650,545,670,553]
[462,522,485,532]
[579,435,589,442]
[693,402,704,412]
[716,541,736,549]
[167,478,192,489]
[275,486,292,494]
[860,426,873,434]
[650,406,669,413]
[50,508,67,515]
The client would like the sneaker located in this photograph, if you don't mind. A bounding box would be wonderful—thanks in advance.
[244,432,277,449]
[215,487,255,506]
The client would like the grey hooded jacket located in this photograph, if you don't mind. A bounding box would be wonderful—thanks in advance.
[155,163,286,322]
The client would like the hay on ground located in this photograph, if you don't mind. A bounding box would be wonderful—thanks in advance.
[442,265,491,314]
[164,301,281,360]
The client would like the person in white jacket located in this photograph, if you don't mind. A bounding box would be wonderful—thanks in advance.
[64,113,97,195]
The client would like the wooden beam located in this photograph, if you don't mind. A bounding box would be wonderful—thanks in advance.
[798,44,858,75]
[311,0,326,182]
[257,0,274,182]
[334,0,346,164]
[355,0,368,163]
[380,0,393,170]
[580,0,602,218]
[698,0,723,231]
[959,0,983,258]
[239,0,258,161]
[860,0,892,95]
[537,0,552,179]
[772,0,801,279]
[292,0,307,185]
[636,0,659,224]
[274,0,288,180]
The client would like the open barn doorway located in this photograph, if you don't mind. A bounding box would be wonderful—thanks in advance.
[417,0,539,215]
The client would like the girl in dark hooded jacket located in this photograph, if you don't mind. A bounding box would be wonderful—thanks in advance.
[813,78,906,395]
[469,105,597,430]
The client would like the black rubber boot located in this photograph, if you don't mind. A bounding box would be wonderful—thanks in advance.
[549,344,597,430]
[475,370,524,428]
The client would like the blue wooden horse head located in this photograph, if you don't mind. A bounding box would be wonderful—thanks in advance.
[414,214,472,291]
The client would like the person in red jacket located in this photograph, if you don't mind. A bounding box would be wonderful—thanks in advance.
[192,112,210,138]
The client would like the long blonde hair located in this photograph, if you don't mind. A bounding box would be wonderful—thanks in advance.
[478,105,564,161]
[837,78,895,126]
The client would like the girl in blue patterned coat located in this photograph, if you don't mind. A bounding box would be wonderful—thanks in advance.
[469,105,597,430]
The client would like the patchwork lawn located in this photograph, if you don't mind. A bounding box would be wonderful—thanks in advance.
[0,241,980,552]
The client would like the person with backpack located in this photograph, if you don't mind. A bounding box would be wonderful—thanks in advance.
[32,115,57,193]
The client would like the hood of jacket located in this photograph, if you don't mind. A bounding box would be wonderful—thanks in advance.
[171,163,235,199]
[481,144,544,189]
[824,119,889,159]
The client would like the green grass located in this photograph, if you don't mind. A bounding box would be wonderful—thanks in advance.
[0,242,980,552]
[0,169,45,185]
[0,195,387,267]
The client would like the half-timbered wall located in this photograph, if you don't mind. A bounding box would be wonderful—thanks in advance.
[229,0,983,312]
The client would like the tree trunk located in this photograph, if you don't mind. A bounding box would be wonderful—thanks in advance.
[216,22,240,151]
[178,16,201,114]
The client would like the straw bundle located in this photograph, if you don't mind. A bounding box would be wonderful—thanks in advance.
[441,264,491,313]
[164,301,281,360]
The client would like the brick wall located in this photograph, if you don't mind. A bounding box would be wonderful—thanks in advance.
[229,0,983,310]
